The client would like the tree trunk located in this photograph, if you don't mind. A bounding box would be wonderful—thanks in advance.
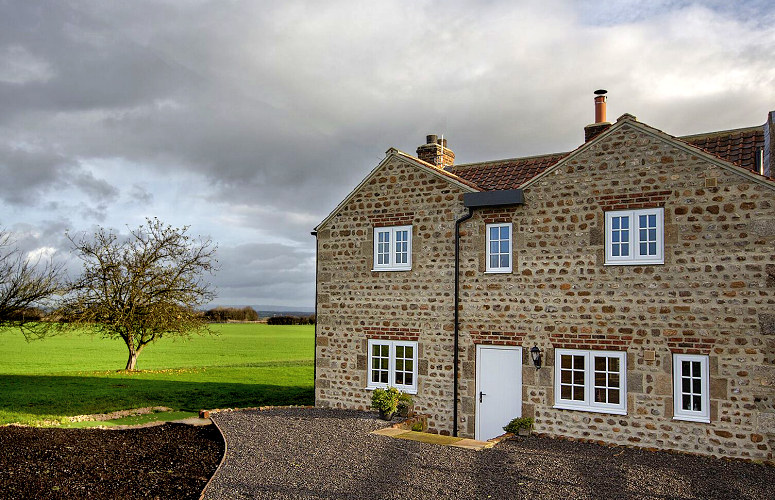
[125,342,145,371]
[126,351,138,371]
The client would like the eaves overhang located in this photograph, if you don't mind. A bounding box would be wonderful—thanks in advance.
[463,189,524,208]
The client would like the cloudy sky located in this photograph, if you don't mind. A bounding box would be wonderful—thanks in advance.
[1,0,773,308]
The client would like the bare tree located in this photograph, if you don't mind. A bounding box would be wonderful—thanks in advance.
[60,218,218,370]
[0,228,62,338]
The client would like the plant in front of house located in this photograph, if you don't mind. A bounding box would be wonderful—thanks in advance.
[503,416,534,437]
[371,387,400,420]
[397,392,413,418]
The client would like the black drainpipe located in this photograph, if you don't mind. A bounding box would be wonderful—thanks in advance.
[452,189,524,438]
[453,207,474,437]
[310,230,318,405]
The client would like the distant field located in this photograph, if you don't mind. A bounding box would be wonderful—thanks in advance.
[0,323,315,426]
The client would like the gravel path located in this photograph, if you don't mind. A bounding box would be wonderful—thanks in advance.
[204,408,775,500]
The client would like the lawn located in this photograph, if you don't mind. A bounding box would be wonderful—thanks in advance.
[0,323,315,426]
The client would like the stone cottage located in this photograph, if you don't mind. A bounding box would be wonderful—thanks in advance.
[312,92,775,461]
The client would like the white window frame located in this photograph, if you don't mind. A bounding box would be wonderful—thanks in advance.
[605,208,664,265]
[485,223,512,273]
[554,348,627,415]
[372,225,412,271]
[673,354,710,423]
[366,339,418,394]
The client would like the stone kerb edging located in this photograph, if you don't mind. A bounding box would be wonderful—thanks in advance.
[198,405,316,419]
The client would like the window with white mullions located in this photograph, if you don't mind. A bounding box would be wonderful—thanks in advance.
[605,208,664,265]
[486,223,512,273]
[376,231,390,266]
[673,354,709,423]
[593,355,621,405]
[638,212,659,257]
[366,339,418,393]
[559,353,585,402]
[373,225,412,271]
[394,344,414,387]
[609,215,630,258]
[370,343,390,385]
[554,349,627,414]
[394,229,409,265]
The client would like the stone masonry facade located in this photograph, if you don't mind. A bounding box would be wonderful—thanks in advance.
[315,118,775,461]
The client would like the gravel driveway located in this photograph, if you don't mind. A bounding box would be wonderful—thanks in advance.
[204,408,774,500]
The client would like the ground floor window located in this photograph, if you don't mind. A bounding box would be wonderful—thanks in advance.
[673,353,710,423]
[554,348,627,415]
[366,339,417,393]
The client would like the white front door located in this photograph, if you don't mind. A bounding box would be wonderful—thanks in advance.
[476,345,522,441]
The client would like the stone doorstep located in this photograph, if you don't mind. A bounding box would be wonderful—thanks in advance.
[371,428,495,450]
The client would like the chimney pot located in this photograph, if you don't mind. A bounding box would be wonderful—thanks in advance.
[584,90,612,142]
[594,89,608,124]
[417,134,454,168]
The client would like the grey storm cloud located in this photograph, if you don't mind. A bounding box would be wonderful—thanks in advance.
[213,243,315,306]
[0,146,76,204]
[0,0,774,307]
[129,184,153,205]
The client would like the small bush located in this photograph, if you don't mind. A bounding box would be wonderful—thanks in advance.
[397,392,413,417]
[503,416,534,434]
[411,422,423,432]
[371,387,400,414]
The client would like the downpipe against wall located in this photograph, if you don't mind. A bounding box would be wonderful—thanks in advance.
[452,189,524,438]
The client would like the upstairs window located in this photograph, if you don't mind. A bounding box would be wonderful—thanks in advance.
[373,225,412,271]
[673,354,710,423]
[367,339,418,393]
[554,349,627,415]
[486,223,512,273]
[605,208,664,265]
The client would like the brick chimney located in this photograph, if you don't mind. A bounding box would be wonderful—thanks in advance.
[584,90,612,142]
[417,134,455,169]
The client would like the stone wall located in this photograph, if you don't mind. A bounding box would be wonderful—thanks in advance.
[315,158,467,433]
[315,121,775,459]
[456,122,775,460]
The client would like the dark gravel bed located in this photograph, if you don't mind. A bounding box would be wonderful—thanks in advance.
[0,423,224,500]
[206,408,775,500]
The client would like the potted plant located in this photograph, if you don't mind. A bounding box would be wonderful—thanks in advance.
[503,416,534,437]
[397,392,413,418]
[371,387,400,420]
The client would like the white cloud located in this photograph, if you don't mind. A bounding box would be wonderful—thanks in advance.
[25,246,56,263]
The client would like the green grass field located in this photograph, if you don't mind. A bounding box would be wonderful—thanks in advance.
[0,323,315,426]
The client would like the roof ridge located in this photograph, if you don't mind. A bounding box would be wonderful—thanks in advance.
[679,125,763,141]
[451,151,570,170]
[394,150,484,190]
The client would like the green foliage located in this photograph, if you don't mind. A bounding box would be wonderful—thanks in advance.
[411,422,423,432]
[59,218,218,370]
[503,416,534,434]
[397,392,413,416]
[0,323,314,426]
[204,306,259,322]
[371,387,400,413]
[266,315,316,325]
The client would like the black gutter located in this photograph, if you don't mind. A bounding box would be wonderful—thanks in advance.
[311,230,318,405]
[453,188,524,438]
[453,207,474,437]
